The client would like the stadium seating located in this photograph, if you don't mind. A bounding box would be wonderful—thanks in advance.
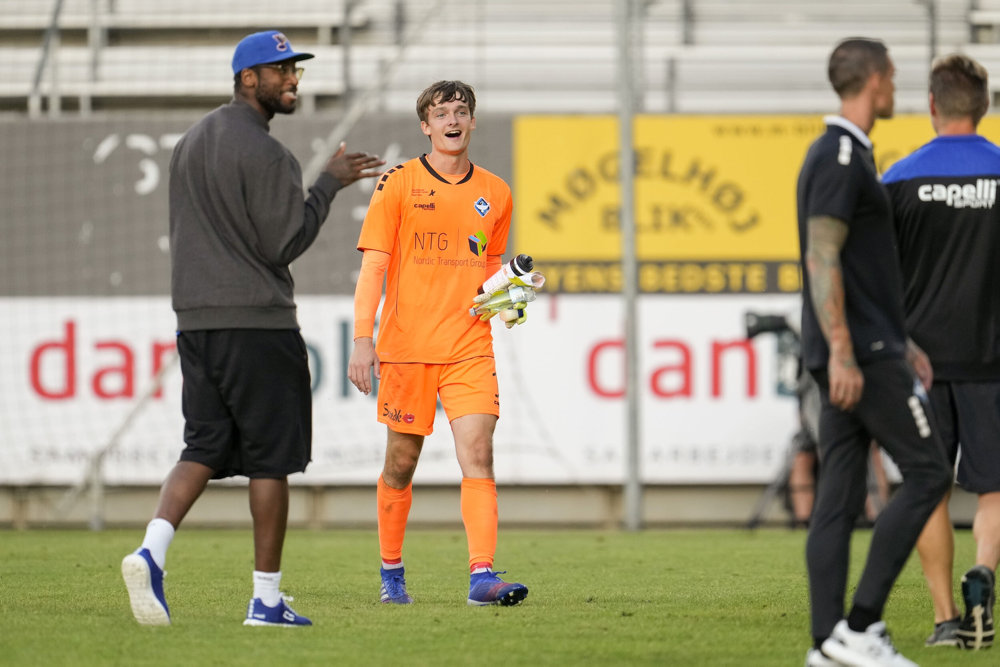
[2,0,369,34]
[0,0,987,115]
[970,0,1000,42]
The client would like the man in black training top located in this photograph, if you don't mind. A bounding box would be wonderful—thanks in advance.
[884,52,1000,651]
[797,37,951,667]
[121,29,383,627]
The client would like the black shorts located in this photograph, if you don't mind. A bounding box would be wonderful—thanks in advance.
[929,381,1000,494]
[177,329,312,479]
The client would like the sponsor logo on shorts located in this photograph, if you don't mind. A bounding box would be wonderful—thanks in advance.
[917,178,997,209]
[382,403,403,423]
[382,403,415,425]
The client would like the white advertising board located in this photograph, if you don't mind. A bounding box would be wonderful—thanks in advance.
[0,294,800,485]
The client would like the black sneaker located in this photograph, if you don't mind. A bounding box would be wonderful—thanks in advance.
[956,565,995,650]
[924,617,961,647]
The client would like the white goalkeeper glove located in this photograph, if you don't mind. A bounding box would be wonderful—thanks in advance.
[470,284,535,327]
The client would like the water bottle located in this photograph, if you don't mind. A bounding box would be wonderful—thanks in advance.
[477,254,534,295]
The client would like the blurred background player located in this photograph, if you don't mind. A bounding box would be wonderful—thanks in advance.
[121,29,383,627]
[787,380,891,528]
[744,309,890,529]
[797,37,951,667]
[347,80,528,607]
[883,52,1000,650]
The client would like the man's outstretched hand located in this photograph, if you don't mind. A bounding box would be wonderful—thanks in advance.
[325,142,385,186]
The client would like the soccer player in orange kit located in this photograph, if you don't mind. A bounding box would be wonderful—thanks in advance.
[347,80,529,606]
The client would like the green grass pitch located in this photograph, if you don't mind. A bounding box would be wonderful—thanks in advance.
[0,527,995,666]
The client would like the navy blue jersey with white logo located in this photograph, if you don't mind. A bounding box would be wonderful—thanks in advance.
[797,118,908,371]
[883,134,1000,380]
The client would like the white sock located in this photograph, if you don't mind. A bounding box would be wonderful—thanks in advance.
[382,561,404,570]
[139,518,175,569]
[253,570,282,607]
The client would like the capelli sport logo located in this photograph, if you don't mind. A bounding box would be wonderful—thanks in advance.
[468,230,487,256]
[917,179,997,209]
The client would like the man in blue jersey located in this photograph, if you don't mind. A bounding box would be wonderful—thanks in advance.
[883,53,1000,651]
[797,37,951,667]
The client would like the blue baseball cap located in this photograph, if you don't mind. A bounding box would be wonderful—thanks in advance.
[231,30,314,74]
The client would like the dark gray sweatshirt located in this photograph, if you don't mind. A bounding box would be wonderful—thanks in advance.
[169,97,341,331]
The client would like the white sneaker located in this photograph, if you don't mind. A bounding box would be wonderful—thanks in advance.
[805,647,838,666]
[821,620,916,667]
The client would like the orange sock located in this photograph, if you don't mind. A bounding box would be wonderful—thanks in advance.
[377,475,412,564]
[461,477,498,572]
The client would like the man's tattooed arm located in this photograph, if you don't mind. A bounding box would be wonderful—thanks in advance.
[806,214,863,409]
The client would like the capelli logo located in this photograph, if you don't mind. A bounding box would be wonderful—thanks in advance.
[413,202,436,210]
[917,179,997,209]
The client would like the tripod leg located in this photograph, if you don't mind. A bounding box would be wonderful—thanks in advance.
[746,436,799,529]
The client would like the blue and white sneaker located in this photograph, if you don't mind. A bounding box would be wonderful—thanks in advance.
[243,595,312,627]
[467,569,528,606]
[379,566,413,604]
[121,548,170,626]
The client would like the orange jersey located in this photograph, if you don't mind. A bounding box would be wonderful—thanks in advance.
[358,155,512,363]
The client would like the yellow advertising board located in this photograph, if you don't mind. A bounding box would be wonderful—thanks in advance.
[514,114,1000,294]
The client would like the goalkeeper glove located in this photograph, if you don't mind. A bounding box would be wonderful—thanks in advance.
[498,306,527,328]
[470,285,532,328]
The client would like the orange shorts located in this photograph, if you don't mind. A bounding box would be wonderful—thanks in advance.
[376,356,499,436]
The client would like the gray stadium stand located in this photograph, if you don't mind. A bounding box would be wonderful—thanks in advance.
[971,0,1000,42]
[0,0,989,116]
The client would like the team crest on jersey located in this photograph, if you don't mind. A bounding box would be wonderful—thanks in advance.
[468,230,487,256]
[474,197,491,217]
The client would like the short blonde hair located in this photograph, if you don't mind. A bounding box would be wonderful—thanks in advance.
[931,53,990,125]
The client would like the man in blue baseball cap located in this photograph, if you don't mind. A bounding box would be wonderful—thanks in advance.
[121,29,384,628]
[231,30,315,117]
[232,30,314,75]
